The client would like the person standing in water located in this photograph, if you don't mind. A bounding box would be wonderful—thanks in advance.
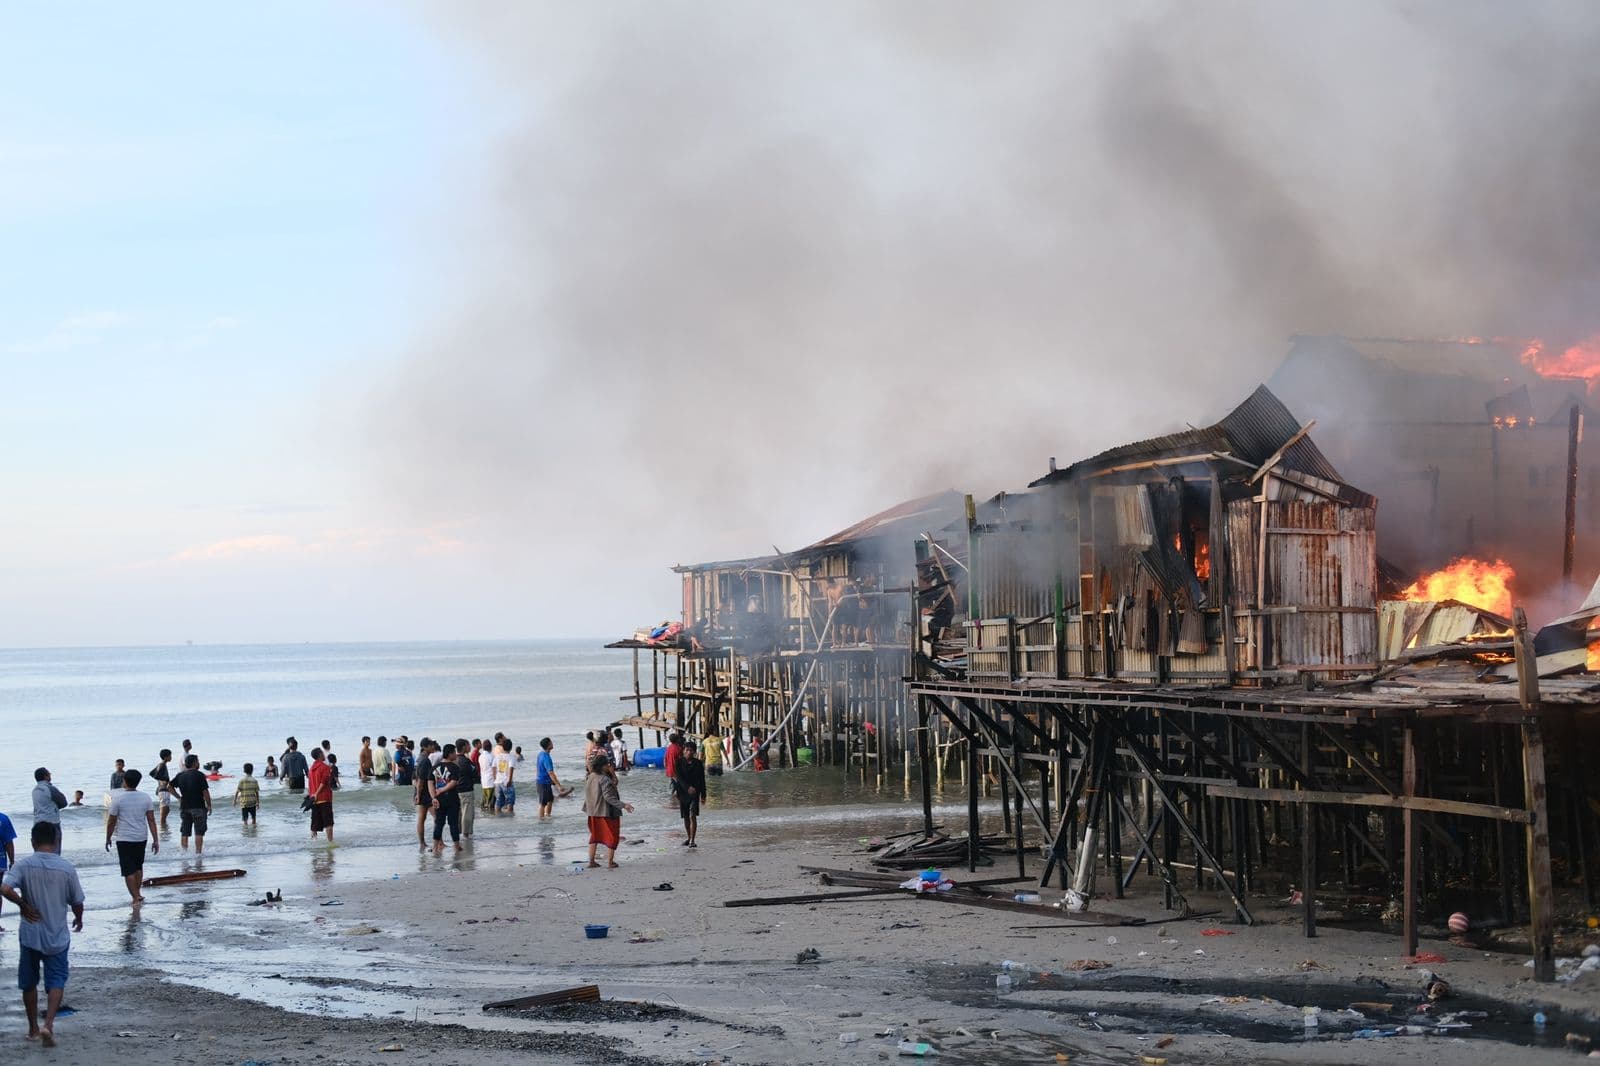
[149,749,174,829]
[170,756,211,854]
[306,748,334,845]
[103,769,157,904]
[232,763,260,826]
[280,739,308,791]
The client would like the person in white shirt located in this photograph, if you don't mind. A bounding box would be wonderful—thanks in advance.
[609,729,629,772]
[477,742,497,812]
[492,742,516,814]
[103,770,159,905]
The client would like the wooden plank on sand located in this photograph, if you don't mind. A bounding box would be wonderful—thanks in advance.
[142,869,246,887]
[483,985,601,1011]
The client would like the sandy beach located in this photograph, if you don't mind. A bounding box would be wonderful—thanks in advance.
[5,793,1599,1066]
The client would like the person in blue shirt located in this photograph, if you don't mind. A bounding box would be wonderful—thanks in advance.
[535,737,569,818]
[0,809,15,929]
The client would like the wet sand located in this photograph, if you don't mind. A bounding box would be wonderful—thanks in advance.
[4,801,1600,1065]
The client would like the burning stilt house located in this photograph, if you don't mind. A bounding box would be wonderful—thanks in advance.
[609,491,963,775]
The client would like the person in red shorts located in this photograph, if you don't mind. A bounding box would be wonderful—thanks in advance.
[581,755,633,869]
[306,748,334,845]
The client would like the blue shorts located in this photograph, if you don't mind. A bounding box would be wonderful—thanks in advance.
[496,783,516,808]
[18,946,69,991]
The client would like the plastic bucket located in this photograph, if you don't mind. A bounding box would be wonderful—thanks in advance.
[796,747,815,765]
[584,923,610,939]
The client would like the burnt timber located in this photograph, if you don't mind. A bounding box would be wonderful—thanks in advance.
[611,384,1600,981]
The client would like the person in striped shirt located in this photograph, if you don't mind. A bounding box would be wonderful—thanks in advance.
[232,764,260,825]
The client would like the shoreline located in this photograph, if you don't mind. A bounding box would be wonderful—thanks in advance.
[5,803,1600,1065]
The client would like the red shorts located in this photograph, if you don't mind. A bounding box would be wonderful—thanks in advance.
[587,816,620,849]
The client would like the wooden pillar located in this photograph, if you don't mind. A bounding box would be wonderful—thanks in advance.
[1402,720,1419,958]
[1301,721,1317,937]
[967,712,982,873]
[1517,607,1556,983]
[1564,404,1582,592]
[917,697,934,836]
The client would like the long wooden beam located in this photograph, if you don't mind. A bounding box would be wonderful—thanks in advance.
[1205,784,1531,823]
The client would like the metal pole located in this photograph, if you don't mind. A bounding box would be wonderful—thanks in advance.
[1565,404,1583,593]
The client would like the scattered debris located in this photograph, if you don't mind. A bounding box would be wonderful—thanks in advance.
[1199,928,1234,937]
[795,947,822,965]
[1065,959,1112,972]
[1299,959,1322,971]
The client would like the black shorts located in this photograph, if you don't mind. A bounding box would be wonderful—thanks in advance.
[115,840,147,877]
[707,765,724,776]
[538,782,554,806]
[180,808,208,837]
[310,802,334,832]
[678,791,701,818]
[287,776,305,791]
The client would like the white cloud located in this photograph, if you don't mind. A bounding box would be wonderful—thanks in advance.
[5,309,132,354]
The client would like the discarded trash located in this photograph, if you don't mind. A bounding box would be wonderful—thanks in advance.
[1567,1033,1594,1052]
[377,1045,405,1053]
[341,924,381,936]
[483,985,600,1010]
[995,974,1013,992]
[796,947,822,965]
[1066,959,1111,971]
[319,899,343,907]
[1405,951,1446,964]
[653,882,675,892]
[1585,944,1600,959]
[1014,892,1041,903]
[1140,1058,1167,1066]
[1299,959,1321,971]
[1533,1011,1548,1028]
[1155,1036,1174,1049]
[1000,960,1027,971]
[1105,936,1118,945]
[838,1032,859,1045]
[1349,1001,1393,1013]
[1063,889,1088,912]
[1351,1029,1399,1039]
[1193,949,1206,956]
[1199,928,1234,936]
[1303,1006,1320,1030]
[583,923,610,939]
[1426,978,1451,1001]
[897,1040,936,1056]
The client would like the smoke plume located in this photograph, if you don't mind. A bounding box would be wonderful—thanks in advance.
[367,2,1600,632]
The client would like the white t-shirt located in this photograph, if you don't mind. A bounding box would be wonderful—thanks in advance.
[610,738,625,763]
[478,749,497,788]
[493,751,514,782]
[107,789,155,843]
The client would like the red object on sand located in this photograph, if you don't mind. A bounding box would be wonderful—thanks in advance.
[1199,928,1234,936]
[1405,951,1447,964]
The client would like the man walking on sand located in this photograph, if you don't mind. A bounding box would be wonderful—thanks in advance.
[307,748,335,845]
[104,769,158,904]
[1,822,84,1048]
[171,755,212,854]
[673,739,707,848]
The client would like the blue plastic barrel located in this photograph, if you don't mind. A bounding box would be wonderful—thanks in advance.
[632,746,666,769]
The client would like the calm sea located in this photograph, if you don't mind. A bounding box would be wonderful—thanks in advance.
[0,639,932,876]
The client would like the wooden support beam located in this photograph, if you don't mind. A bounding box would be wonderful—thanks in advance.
[1204,784,1530,823]
[1516,607,1556,984]
[1403,722,1418,958]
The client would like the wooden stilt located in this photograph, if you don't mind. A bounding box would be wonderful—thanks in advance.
[1402,720,1419,958]
[1516,607,1555,983]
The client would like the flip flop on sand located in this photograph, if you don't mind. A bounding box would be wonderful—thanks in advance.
[653,882,674,892]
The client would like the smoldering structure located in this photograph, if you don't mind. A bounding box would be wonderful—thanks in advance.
[611,371,1600,982]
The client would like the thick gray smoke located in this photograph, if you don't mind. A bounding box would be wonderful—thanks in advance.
[368,2,1600,634]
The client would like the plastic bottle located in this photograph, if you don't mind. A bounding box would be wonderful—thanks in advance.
[996,974,1013,992]
[839,1032,859,1045]
[1303,1006,1320,1030]
[1533,1011,1548,1027]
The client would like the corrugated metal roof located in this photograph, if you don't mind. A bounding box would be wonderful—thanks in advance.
[1028,385,1345,487]
[795,490,966,553]
[671,553,782,575]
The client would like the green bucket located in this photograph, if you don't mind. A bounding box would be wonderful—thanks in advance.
[796,747,815,765]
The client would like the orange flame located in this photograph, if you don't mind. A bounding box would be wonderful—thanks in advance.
[1400,557,1514,616]
[1519,334,1600,384]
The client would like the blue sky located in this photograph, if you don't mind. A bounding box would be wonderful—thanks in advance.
[0,4,506,646]
[6,4,1596,647]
